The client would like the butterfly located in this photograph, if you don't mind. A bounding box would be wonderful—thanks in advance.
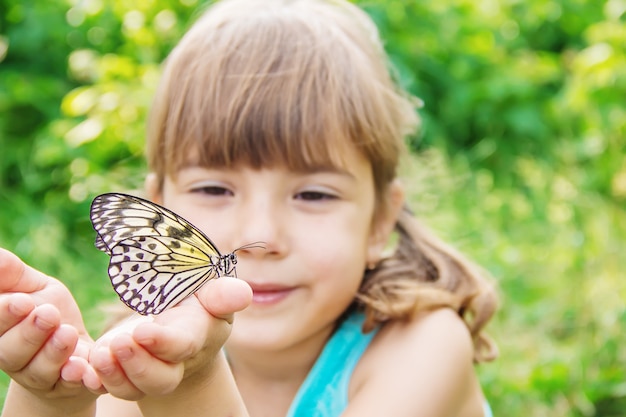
[90,192,259,315]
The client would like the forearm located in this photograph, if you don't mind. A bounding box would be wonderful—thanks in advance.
[138,351,248,417]
[2,381,96,417]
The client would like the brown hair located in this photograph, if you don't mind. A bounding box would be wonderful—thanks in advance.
[146,0,497,362]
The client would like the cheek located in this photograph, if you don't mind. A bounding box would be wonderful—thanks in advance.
[300,217,371,278]
[310,247,366,310]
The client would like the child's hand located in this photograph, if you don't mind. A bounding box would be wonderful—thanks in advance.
[0,248,102,415]
[90,277,252,402]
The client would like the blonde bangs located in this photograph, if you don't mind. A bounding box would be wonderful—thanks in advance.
[146,0,419,192]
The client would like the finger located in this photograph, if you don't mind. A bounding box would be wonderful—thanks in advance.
[0,249,88,337]
[132,296,211,360]
[61,356,107,394]
[110,333,184,396]
[83,365,107,394]
[72,338,92,359]
[0,304,60,372]
[16,324,79,389]
[195,277,252,320]
[0,248,46,293]
[61,355,89,383]
[132,319,208,363]
[132,278,251,362]
[135,302,233,364]
[0,293,36,335]
[90,344,144,401]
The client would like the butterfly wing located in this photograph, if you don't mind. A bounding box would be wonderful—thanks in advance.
[90,193,225,315]
[108,236,220,315]
[90,193,221,256]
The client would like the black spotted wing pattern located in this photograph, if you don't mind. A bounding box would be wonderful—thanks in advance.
[90,193,236,315]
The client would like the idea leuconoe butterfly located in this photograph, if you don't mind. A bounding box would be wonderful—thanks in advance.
[90,193,259,315]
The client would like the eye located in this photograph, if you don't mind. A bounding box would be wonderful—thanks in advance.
[294,190,338,201]
[190,185,233,197]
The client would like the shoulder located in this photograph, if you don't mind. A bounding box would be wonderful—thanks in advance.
[346,308,485,417]
[385,307,476,363]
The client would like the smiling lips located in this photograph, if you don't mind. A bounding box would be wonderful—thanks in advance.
[247,283,295,305]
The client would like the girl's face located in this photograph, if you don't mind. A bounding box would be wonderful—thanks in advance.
[149,145,400,353]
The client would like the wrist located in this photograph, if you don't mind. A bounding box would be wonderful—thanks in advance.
[2,381,96,417]
[138,351,248,417]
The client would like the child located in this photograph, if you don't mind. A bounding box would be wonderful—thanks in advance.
[0,0,498,416]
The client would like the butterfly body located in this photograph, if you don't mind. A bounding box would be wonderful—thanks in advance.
[90,193,238,315]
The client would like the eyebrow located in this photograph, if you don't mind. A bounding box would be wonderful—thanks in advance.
[293,164,358,181]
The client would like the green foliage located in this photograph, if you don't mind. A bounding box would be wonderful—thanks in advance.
[0,0,624,415]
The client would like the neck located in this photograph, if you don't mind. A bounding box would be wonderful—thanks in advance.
[226,324,332,380]
[225,326,334,417]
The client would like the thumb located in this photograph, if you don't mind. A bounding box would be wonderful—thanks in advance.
[0,247,46,293]
[194,277,252,321]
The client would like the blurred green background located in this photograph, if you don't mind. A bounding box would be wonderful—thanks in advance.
[0,0,624,415]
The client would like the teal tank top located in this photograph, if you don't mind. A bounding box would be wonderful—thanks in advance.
[286,312,493,417]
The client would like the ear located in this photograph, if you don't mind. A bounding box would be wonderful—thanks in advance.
[366,180,405,267]
[144,173,163,205]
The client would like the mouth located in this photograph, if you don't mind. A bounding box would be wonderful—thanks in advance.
[246,282,296,305]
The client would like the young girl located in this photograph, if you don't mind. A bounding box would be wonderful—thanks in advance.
[0,0,498,416]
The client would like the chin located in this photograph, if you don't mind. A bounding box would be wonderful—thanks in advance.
[230,315,289,345]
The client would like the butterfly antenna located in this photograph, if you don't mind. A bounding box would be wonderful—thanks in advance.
[234,241,267,252]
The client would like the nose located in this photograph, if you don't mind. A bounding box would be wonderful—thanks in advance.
[233,194,287,259]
